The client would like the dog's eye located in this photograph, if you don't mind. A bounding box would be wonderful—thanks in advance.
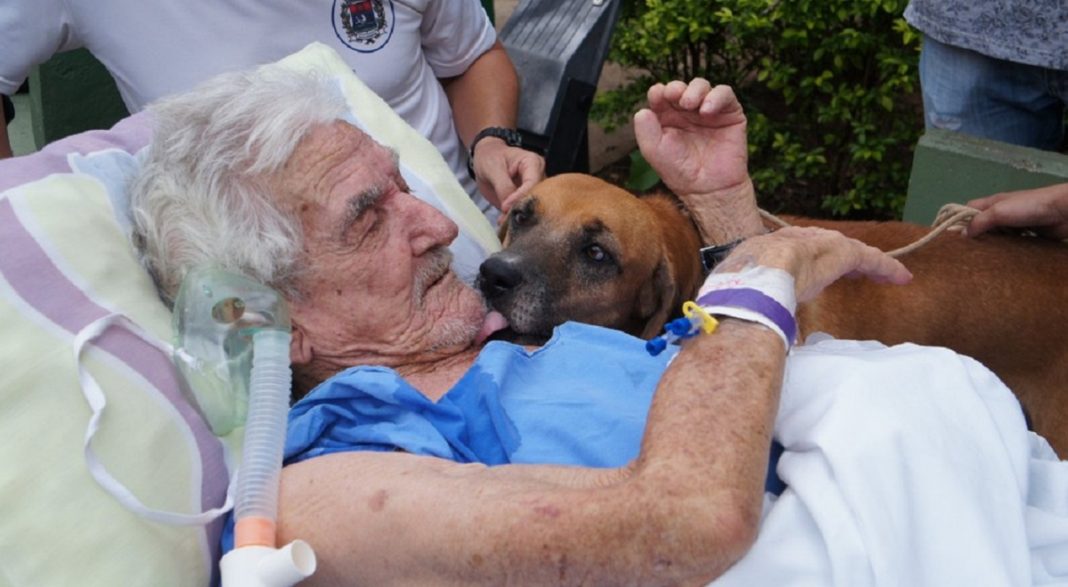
[585,244,608,263]
[511,209,530,226]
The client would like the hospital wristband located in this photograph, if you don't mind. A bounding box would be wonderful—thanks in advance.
[696,266,798,349]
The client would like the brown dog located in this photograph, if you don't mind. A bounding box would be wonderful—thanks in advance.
[479,173,703,341]
[478,173,1068,455]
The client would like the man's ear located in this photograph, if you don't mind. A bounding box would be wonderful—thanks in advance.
[290,323,313,366]
[636,255,678,340]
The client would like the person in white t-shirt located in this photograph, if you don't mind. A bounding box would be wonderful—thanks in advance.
[0,0,543,222]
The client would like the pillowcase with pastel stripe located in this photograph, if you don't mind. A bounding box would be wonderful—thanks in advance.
[0,42,498,586]
[0,112,232,586]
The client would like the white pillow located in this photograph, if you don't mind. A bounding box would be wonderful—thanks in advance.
[0,42,498,586]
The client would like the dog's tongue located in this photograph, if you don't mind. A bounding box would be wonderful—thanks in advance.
[476,311,509,345]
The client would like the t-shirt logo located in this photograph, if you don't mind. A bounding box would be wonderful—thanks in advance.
[333,0,395,53]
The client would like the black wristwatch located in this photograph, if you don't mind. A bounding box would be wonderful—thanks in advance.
[700,238,746,272]
[467,127,522,180]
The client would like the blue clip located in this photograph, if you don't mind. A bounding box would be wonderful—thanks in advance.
[644,303,720,356]
[645,315,702,356]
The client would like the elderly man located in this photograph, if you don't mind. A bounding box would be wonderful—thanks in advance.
[131,67,911,585]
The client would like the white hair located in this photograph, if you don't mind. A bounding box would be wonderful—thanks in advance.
[130,66,349,304]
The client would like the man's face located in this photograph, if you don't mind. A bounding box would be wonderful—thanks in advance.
[277,121,487,376]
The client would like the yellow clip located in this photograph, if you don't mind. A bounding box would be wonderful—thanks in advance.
[681,301,719,334]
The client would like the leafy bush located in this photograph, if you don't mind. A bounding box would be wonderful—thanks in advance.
[593,0,922,218]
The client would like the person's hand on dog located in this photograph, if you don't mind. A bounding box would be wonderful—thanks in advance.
[634,79,764,245]
[965,182,1068,240]
[471,140,545,215]
[720,226,913,303]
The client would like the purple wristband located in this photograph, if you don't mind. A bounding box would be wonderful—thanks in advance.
[696,287,798,344]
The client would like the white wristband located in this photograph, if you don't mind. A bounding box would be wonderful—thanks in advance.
[696,266,798,348]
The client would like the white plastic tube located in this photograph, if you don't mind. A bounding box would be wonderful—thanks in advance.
[223,328,316,586]
[235,329,292,533]
[221,542,317,587]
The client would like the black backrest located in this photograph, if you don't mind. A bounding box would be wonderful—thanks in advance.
[500,0,622,175]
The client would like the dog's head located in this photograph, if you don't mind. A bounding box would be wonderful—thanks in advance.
[478,173,702,341]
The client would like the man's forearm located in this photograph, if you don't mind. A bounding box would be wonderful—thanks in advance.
[627,319,783,565]
[441,41,520,148]
[684,178,766,247]
[277,320,785,586]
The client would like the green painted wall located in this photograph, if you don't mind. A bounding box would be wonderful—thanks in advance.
[904,129,1068,225]
[29,49,128,148]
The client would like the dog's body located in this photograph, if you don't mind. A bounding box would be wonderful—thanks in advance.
[479,173,1068,455]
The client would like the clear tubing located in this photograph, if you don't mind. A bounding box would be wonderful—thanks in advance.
[234,329,293,534]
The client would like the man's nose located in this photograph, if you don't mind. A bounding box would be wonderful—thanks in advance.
[405,193,459,255]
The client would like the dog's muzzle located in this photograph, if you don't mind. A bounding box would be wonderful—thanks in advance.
[477,253,524,302]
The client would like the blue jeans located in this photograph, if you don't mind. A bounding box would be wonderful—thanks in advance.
[919,35,1068,151]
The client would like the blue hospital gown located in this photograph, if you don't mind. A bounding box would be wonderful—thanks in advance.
[222,322,782,550]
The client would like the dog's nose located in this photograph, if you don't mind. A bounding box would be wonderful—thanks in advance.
[478,255,524,298]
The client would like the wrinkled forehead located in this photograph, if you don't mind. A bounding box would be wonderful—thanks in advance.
[275,120,397,207]
[288,120,392,174]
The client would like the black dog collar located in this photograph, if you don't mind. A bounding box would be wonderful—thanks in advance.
[700,238,746,272]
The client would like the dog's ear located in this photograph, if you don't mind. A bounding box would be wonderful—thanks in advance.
[636,255,678,340]
[497,215,510,244]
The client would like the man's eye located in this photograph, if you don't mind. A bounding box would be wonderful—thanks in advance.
[347,209,380,245]
[361,208,379,230]
[585,244,608,263]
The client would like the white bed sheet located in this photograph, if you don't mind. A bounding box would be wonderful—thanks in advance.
[713,337,1068,586]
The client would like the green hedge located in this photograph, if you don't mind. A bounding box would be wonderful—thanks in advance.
[593,0,922,219]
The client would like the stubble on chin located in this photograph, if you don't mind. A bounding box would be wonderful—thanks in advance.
[414,247,486,351]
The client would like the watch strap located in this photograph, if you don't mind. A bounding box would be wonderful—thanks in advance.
[468,127,522,179]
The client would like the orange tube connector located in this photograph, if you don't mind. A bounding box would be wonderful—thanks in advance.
[236,516,277,549]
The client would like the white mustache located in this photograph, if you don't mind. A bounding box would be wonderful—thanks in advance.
[413,247,454,306]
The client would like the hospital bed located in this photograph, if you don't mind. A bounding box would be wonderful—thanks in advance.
[0,43,1065,586]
